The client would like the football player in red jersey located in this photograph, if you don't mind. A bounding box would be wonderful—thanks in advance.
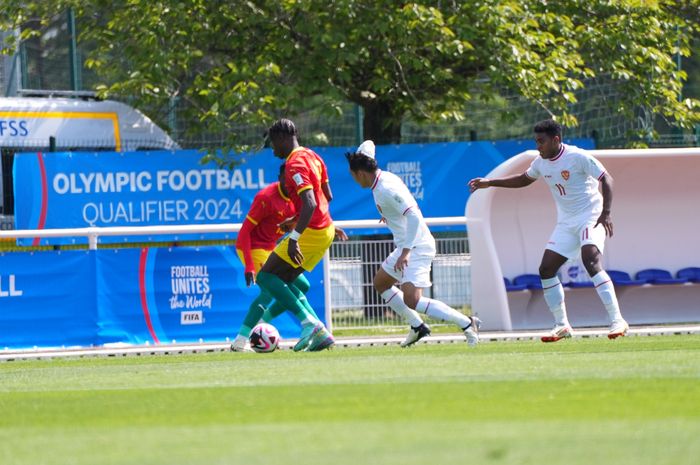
[256,119,346,352]
[231,163,321,352]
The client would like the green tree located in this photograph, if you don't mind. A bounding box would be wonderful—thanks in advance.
[2,0,699,150]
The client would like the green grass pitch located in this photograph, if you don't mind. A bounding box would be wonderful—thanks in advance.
[1,335,698,465]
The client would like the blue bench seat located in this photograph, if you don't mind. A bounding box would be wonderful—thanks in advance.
[635,268,688,285]
[503,277,528,292]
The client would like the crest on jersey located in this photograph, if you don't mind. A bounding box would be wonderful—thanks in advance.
[561,170,570,181]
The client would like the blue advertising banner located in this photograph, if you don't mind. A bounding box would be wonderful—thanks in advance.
[0,250,97,348]
[0,246,325,349]
[13,138,593,243]
[95,246,324,344]
[13,150,274,245]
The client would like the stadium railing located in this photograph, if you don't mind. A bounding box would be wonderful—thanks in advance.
[0,217,471,332]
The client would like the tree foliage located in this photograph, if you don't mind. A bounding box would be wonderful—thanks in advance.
[2,0,699,151]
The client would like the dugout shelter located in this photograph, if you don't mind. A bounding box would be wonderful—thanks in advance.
[466,147,700,331]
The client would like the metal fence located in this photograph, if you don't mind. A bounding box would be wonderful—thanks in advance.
[328,235,471,330]
[0,217,472,330]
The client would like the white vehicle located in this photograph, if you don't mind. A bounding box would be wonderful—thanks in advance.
[0,95,179,229]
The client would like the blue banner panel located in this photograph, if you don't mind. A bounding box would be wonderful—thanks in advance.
[95,246,325,343]
[13,150,277,245]
[13,139,593,243]
[318,138,594,233]
[0,250,97,349]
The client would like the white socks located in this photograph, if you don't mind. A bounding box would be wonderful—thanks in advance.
[381,287,424,327]
[415,296,472,329]
[541,277,569,326]
[591,271,623,322]
[541,272,623,326]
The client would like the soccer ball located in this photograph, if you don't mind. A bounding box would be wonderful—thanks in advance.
[249,323,280,353]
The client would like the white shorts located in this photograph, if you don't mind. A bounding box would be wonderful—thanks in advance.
[546,218,606,259]
[381,245,435,288]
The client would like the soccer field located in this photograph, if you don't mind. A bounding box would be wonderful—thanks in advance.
[1,336,698,465]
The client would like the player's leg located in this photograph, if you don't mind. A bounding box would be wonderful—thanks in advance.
[580,227,628,338]
[262,274,317,321]
[392,250,479,346]
[257,254,326,351]
[404,282,480,347]
[373,264,429,347]
[232,248,273,352]
[539,224,576,342]
[539,248,571,342]
[259,226,336,352]
[289,275,321,320]
[232,290,273,352]
[293,225,337,351]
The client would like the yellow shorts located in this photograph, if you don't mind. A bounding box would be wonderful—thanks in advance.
[274,224,335,272]
[236,248,273,273]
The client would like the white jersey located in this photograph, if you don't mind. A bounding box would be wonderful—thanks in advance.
[371,169,434,249]
[526,144,606,224]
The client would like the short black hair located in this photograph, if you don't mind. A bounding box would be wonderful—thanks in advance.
[267,118,298,138]
[533,119,562,138]
[345,152,377,173]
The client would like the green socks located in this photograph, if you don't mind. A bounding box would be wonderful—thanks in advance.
[256,271,319,325]
[238,291,274,338]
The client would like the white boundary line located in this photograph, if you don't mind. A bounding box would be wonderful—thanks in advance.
[1,324,698,361]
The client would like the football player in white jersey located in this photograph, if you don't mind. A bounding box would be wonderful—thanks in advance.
[468,119,628,342]
[347,140,480,347]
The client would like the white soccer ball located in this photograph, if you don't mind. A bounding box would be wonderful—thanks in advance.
[249,323,280,353]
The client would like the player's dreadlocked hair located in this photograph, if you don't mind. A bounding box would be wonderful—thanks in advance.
[345,152,378,173]
[533,119,562,138]
[278,162,286,177]
[267,118,298,138]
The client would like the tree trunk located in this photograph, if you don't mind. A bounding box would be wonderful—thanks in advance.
[362,101,403,144]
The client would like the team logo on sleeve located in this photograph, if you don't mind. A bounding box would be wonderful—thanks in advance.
[561,170,570,181]
[292,173,304,186]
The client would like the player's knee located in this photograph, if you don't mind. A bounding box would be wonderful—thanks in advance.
[582,257,602,276]
[581,249,603,275]
[539,264,558,279]
[373,278,390,294]
[373,272,393,294]
[403,294,419,309]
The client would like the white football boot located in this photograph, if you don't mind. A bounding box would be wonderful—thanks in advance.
[541,323,573,343]
[231,335,254,352]
[608,319,629,339]
[464,316,481,347]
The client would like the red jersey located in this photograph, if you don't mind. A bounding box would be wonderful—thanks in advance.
[241,182,296,250]
[285,147,333,229]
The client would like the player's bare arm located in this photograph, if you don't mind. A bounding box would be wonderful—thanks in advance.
[468,173,535,193]
[595,173,614,237]
[334,226,349,241]
[395,248,411,272]
[277,215,298,233]
[236,218,257,287]
[322,182,333,202]
[288,189,317,265]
